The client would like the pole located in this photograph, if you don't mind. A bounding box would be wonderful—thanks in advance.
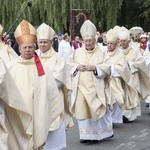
[69,0,73,41]
[6,1,32,35]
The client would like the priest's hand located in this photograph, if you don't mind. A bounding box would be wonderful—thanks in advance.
[84,65,96,71]
[77,64,87,71]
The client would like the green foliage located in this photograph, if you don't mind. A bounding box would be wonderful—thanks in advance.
[117,0,150,31]
[1,0,148,34]
[135,0,150,18]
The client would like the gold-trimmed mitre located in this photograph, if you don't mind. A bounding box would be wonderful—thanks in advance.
[14,19,36,45]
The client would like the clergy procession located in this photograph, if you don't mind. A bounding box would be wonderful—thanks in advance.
[0,17,150,150]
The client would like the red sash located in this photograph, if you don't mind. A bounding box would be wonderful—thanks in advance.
[34,52,45,76]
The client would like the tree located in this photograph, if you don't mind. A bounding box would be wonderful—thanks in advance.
[1,0,150,34]
[0,0,123,34]
[118,0,150,31]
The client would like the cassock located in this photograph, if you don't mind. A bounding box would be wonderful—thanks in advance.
[103,48,139,122]
[9,56,59,149]
[0,58,32,150]
[68,45,113,141]
[122,45,150,119]
[37,48,73,150]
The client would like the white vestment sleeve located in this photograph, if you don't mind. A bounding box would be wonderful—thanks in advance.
[96,67,107,79]
[70,65,78,76]
[144,56,150,70]
[111,65,120,77]
[0,101,7,150]
[128,61,139,73]
[148,64,150,71]
[0,101,5,121]
[55,79,63,88]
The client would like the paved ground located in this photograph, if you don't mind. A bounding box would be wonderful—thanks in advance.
[64,101,150,150]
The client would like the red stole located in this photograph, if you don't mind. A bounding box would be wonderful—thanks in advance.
[34,52,45,76]
[140,42,147,50]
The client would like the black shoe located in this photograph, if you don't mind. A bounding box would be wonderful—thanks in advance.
[108,134,114,138]
[80,139,91,143]
[146,103,149,107]
[90,140,99,144]
[103,134,114,141]
[123,116,134,123]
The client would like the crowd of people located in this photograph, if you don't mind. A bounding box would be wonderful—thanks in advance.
[0,19,150,150]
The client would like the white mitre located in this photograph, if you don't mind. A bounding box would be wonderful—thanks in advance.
[37,23,55,40]
[113,25,121,39]
[80,20,96,40]
[130,26,144,34]
[118,26,130,40]
[106,28,118,42]
[113,25,121,33]
[140,34,148,39]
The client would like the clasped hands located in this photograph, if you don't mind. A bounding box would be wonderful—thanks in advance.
[77,64,96,72]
